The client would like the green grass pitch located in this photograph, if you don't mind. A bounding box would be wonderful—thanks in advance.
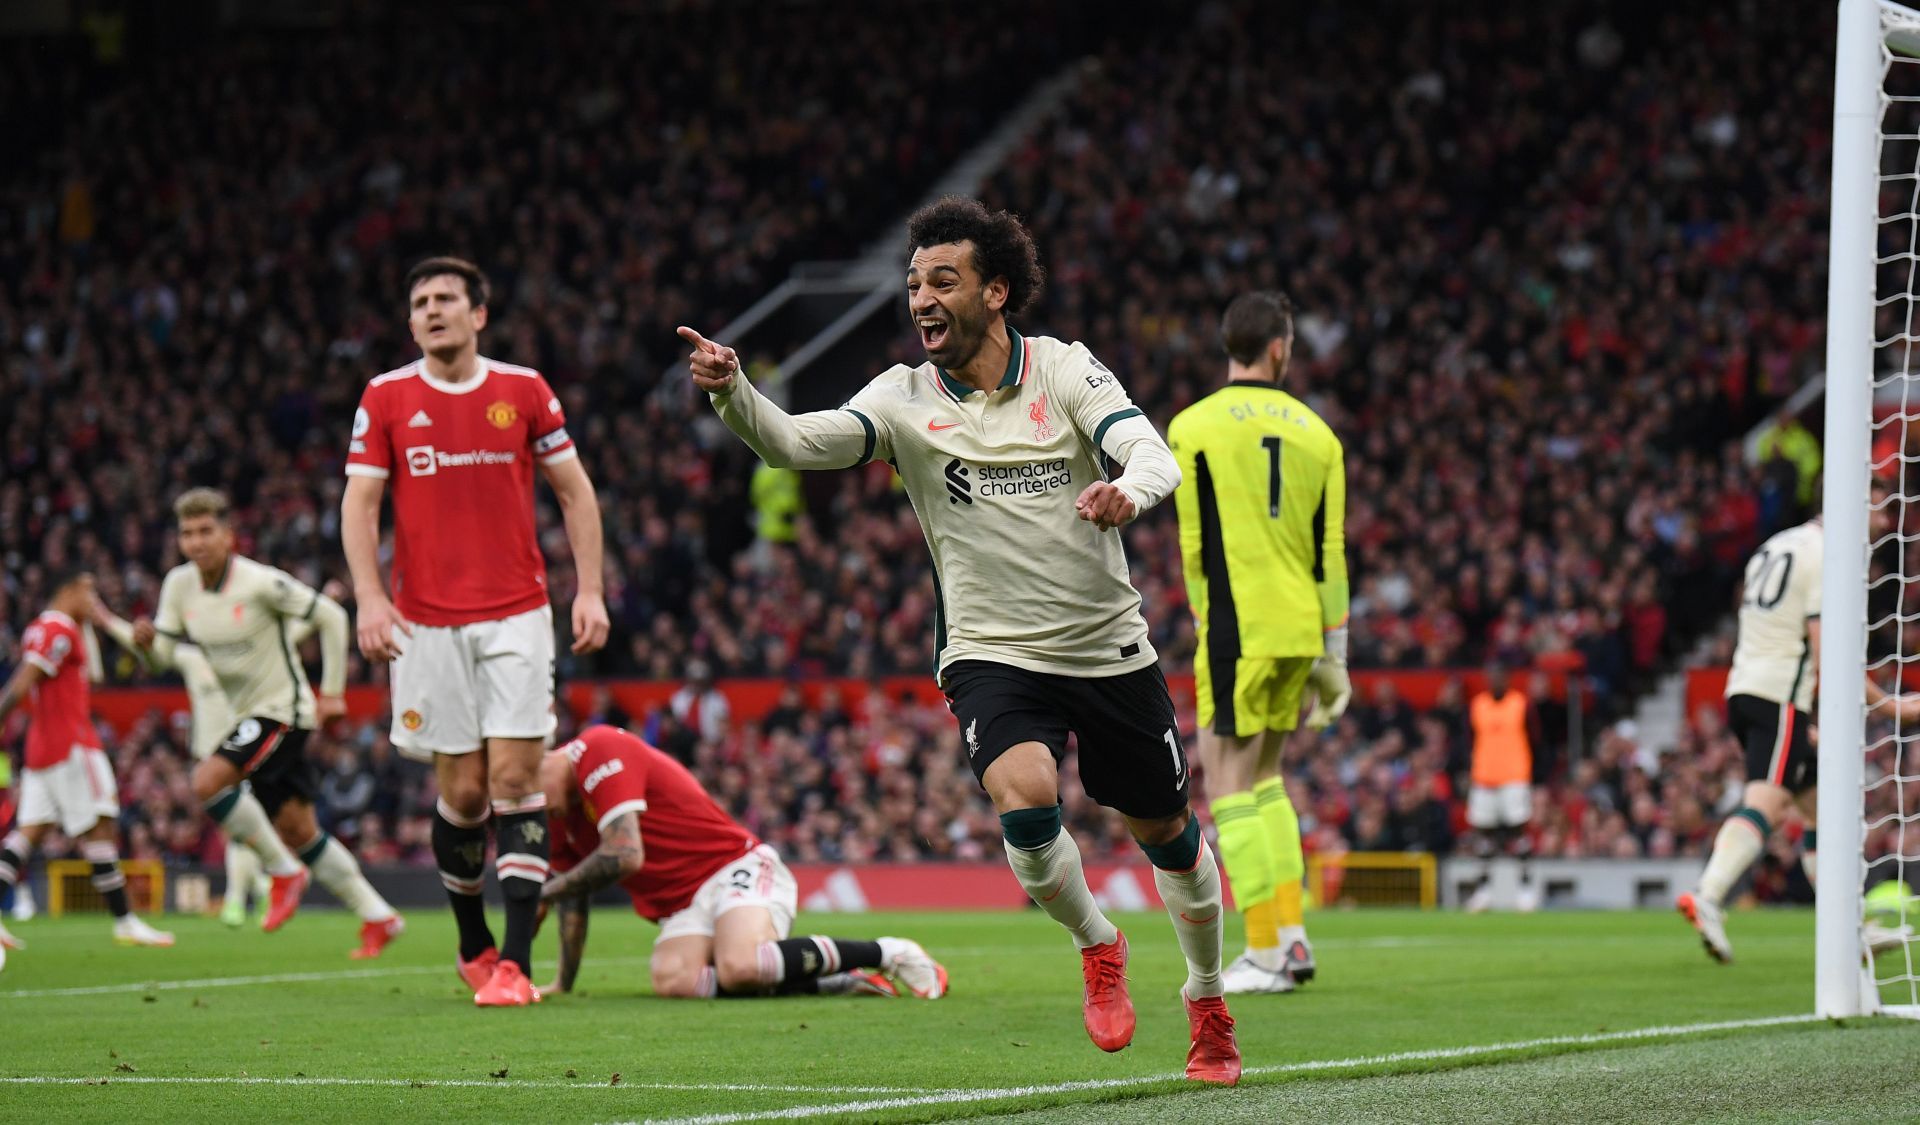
[0,906,1915,1122]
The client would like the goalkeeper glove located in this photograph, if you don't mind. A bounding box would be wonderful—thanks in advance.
[1304,627,1352,730]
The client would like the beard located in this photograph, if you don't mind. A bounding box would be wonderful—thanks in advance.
[925,296,990,369]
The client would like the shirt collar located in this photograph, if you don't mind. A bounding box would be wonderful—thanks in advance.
[935,327,1026,401]
[417,356,492,396]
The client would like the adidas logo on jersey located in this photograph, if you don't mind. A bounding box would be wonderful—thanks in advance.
[408,410,433,428]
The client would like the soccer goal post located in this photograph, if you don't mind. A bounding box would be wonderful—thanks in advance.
[1821,0,1920,1020]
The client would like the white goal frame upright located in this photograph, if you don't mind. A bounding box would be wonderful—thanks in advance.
[1821,0,1920,1020]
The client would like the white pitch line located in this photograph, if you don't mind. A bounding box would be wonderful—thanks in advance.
[626,1013,1831,1125]
[0,1076,939,1095]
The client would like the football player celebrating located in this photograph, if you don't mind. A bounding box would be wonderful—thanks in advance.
[680,196,1238,1083]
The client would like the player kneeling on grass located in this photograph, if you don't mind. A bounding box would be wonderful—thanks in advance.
[536,724,947,1002]
[0,570,173,960]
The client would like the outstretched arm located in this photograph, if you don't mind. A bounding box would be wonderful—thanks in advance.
[678,326,885,470]
[94,601,166,675]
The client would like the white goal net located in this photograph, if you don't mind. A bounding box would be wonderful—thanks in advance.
[1826,0,1920,1019]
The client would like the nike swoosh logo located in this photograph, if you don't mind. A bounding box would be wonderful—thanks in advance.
[927,420,963,431]
[1040,875,1069,903]
[1179,910,1219,925]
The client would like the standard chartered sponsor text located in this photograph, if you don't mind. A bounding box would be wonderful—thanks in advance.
[976,459,1073,497]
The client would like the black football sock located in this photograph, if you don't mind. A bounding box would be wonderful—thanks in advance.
[492,794,552,975]
[81,840,132,919]
[432,799,496,961]
[0,830,26,893]
[757,937,886,993]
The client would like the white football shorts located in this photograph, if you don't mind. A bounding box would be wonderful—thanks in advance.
[19,748,120,837]
[389,604,556,760]
[656,844,798,944]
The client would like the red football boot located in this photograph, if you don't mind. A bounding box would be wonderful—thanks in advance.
[474,960,542,1007]
[1080,930,1136,1052]
[349,915,406,960]
[261,869,308,933]
[1183,990,1242,1086]
[458,947,500,993]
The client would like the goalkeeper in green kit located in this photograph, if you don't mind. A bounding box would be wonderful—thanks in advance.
[1170,291,1350,994]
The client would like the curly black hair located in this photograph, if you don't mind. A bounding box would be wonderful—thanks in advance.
[906,196,1045,316]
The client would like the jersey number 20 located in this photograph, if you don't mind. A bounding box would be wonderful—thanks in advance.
[1742,549,1793,610]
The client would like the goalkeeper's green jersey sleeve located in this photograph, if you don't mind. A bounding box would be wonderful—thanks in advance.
[1168,381,1348,659]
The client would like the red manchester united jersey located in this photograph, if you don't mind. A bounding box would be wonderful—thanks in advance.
[19,611,98,769]
[551,725,758,923]
[344,357,576,626]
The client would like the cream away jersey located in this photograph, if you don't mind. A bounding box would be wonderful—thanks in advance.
[176,622,317,757]
[1725,519,1822,713]
[174,645,237,759]
[103,611,251,759]
[711,327,1181,678]
[152,555,349,730]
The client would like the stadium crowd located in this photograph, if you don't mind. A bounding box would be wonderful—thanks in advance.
[971,2,1827,694]
[0,3,1857,879]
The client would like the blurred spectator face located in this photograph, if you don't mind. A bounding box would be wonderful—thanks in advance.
[1488,663,1509,695]
[907,241,1003,370]
[408,272,486,359]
